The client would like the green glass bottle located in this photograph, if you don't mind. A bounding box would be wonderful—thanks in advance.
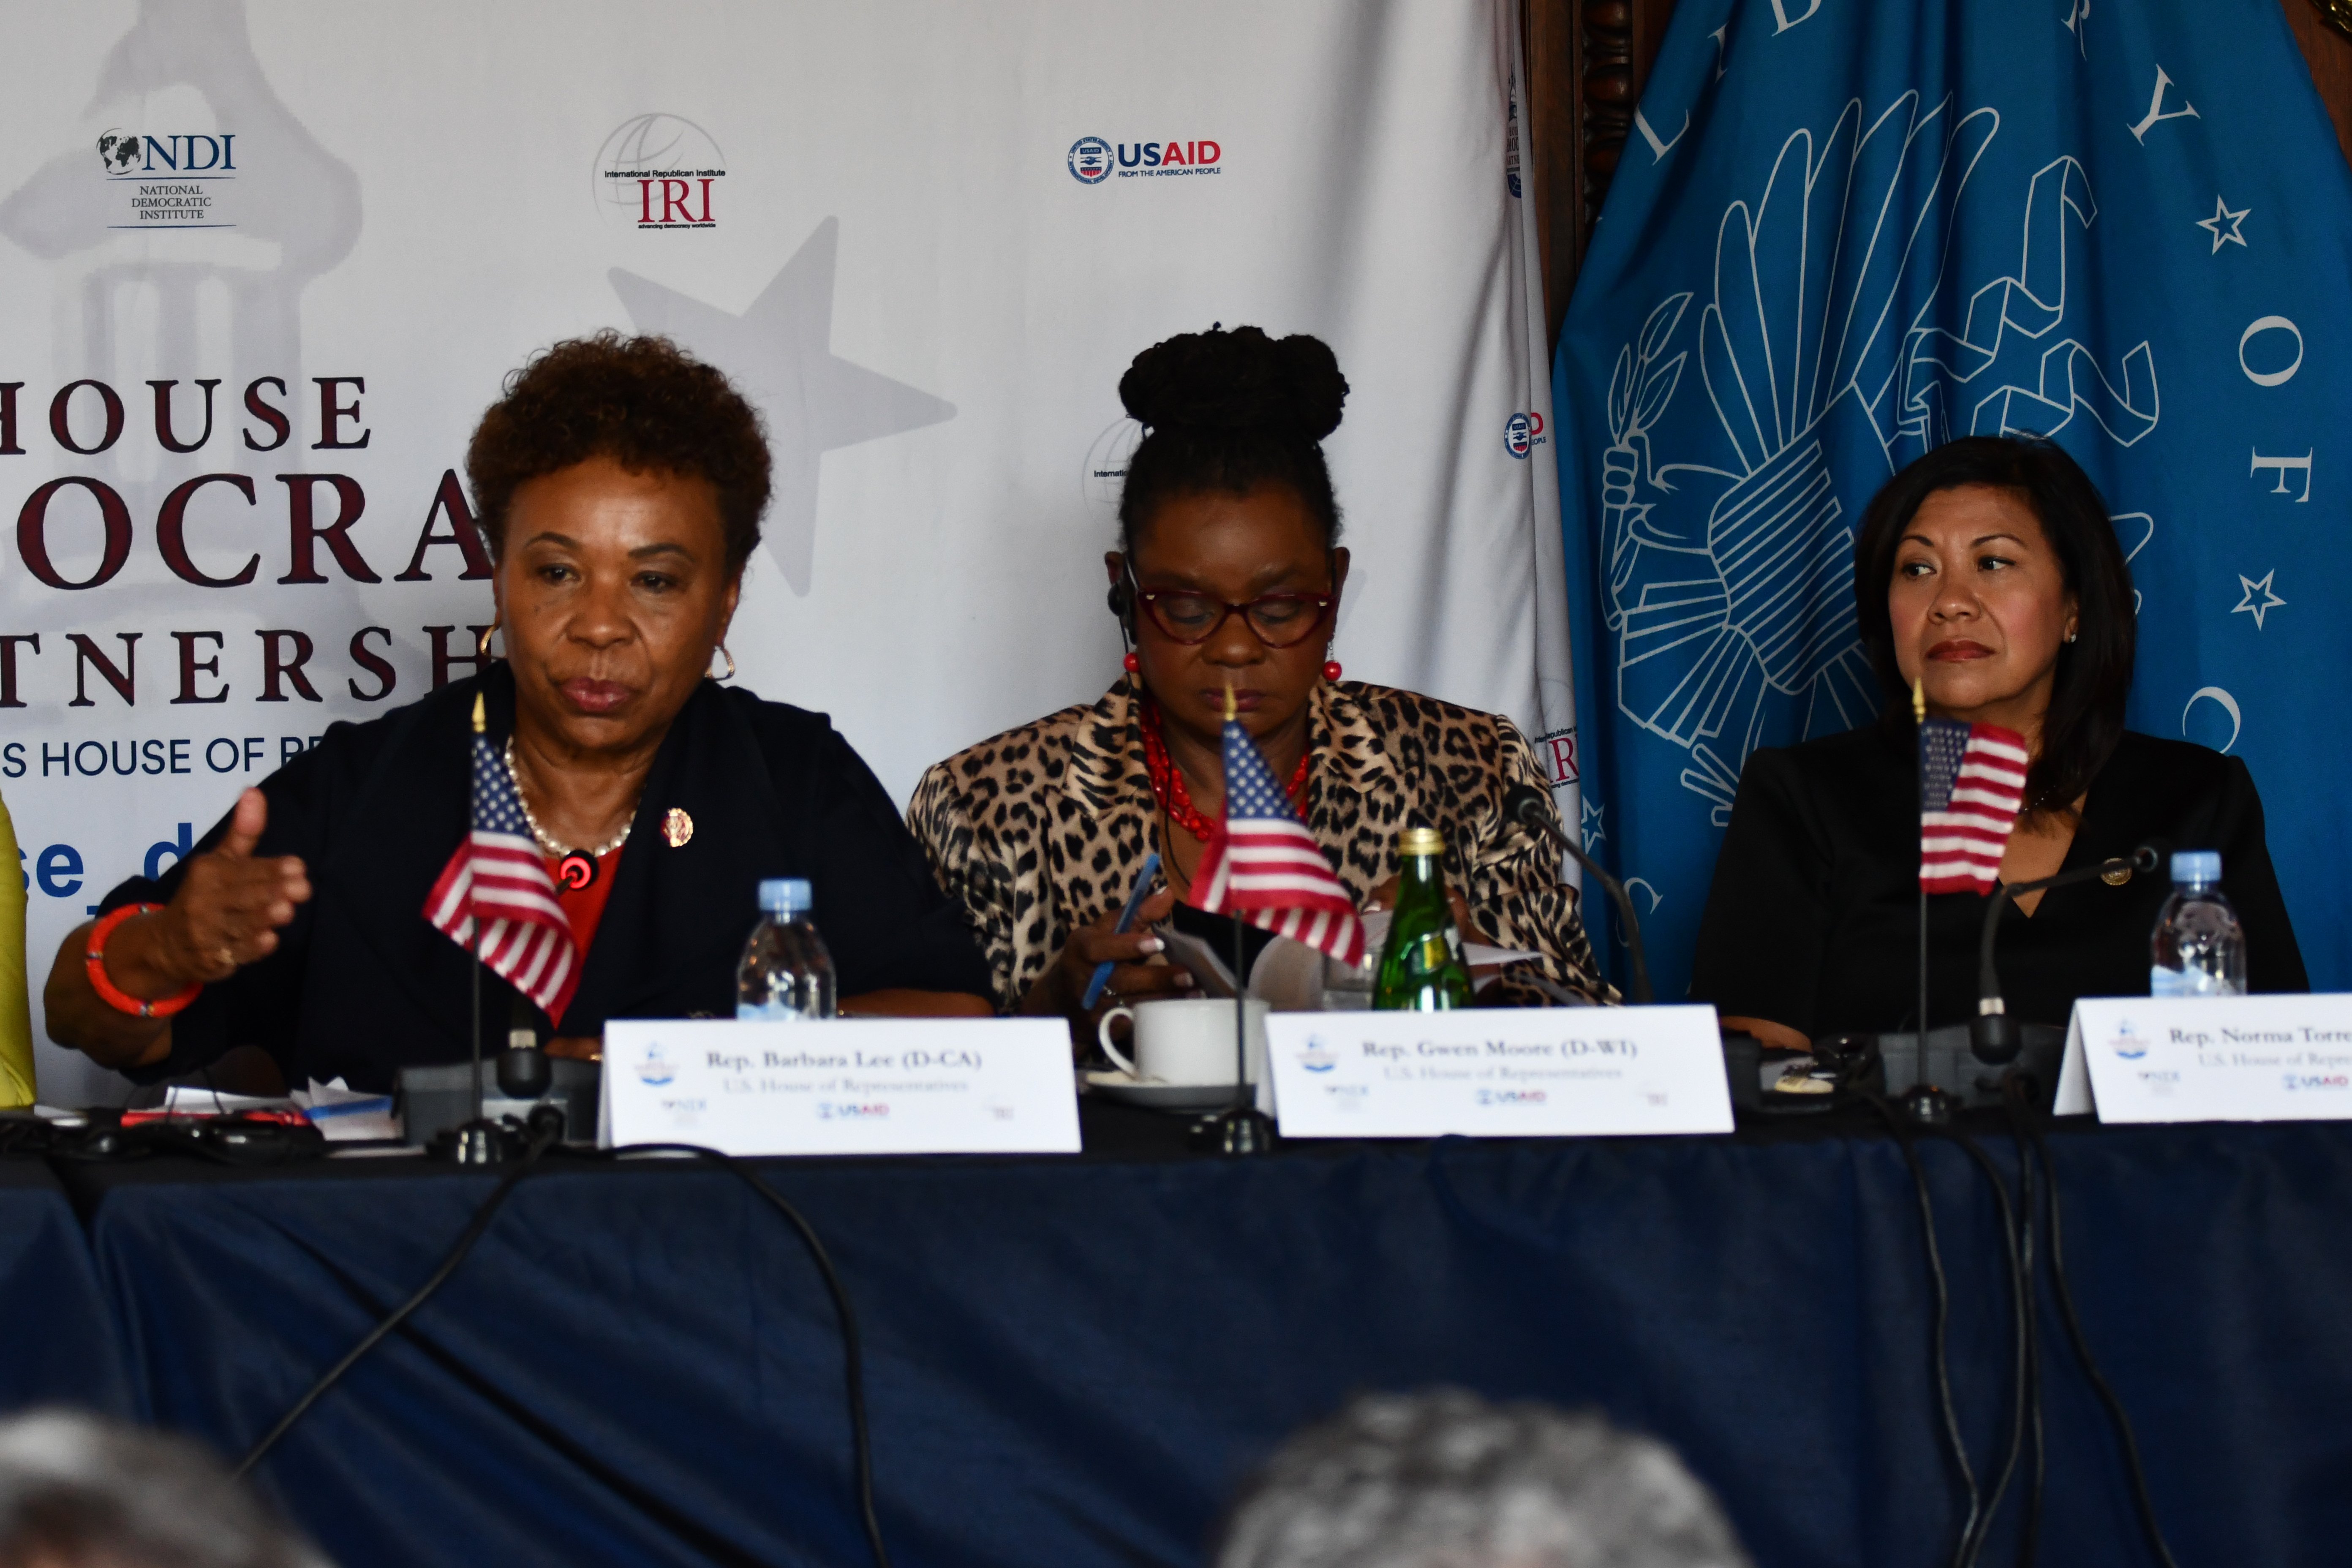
[1372,826,1474,1010]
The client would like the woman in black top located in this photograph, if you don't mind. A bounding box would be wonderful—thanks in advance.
[45,334,991,1093]
[1691,437,2303,1048]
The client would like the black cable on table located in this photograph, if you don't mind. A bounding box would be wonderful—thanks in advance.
[2019,1116,2182,1568]
[2002,1083,2047,1567]
[1941,1125,2029,1568]
[231,1127,555,1481]
[230,1133,891,1568]
[618,1146,891,1568]
[1863,1094,1979,1557]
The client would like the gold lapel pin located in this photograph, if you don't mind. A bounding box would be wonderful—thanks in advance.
[662,808,694,848]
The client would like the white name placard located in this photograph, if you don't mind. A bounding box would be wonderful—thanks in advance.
[599,1018,1082,1156]
[2055,994,2352,1123]
[1265,1007,1733,1139]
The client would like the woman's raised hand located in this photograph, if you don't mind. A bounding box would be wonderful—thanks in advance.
[149,789,312,987]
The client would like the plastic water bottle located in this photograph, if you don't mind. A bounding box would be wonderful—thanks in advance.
[2151,851,2246,998]
[737,879,838,1020]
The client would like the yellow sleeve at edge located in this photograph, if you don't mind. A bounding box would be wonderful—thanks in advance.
[0,794,40,1108]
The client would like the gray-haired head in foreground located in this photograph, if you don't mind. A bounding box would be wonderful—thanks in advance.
[0,1410,327,1568]
[1214,1390,1749,1568]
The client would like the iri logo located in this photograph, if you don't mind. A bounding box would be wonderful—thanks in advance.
[596,114,726,229]
[1068,136,1111,184]
[1505,411,1548,458]
[1071,137,1225,181]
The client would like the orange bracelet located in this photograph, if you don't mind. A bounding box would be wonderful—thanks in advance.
[84,904,203,1019]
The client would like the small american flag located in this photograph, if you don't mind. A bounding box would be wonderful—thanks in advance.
[1193,712,1366,967]
[423,706,581,1022]
[1919,717,2028,895]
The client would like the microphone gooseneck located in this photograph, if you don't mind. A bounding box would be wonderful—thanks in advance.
[1502,784,1653,1005]
[1970,843,2161,1063]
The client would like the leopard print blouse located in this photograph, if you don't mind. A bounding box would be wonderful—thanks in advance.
[906,678,1614,1012]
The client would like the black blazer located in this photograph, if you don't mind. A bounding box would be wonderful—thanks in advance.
[101,667,991,1092]
[1689,727,2306,1040]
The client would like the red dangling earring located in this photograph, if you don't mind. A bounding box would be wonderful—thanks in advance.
[1322,660,1343,683]
[1123,651,1141,674]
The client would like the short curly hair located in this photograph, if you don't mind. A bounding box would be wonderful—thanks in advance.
[465,332,771,574]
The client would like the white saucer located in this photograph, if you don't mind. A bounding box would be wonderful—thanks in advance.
[1081,1070,1247,1113]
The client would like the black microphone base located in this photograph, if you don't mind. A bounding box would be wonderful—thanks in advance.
[1190,1105,1278,1155]
[428,1118,520,1165]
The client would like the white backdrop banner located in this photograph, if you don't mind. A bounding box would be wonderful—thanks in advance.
[0,0,1571,1102]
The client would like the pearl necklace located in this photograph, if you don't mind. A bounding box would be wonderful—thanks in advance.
[504,737,635,859]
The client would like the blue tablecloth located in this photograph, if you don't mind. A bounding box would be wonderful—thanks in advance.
[60,1113,2352,1568]
[0,1160,130,1413]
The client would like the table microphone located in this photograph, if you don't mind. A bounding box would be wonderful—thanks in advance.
[1502,783,1652,1005]
[1970,841,2163,1063]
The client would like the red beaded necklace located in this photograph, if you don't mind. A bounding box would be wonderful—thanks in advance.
[1140,698,1310,842]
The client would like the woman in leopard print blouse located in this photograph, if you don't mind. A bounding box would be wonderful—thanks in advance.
[906,326,1612,1022]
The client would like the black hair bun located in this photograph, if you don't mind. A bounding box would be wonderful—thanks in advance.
[1119,325,1348,440]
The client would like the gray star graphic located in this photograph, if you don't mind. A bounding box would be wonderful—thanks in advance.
[611,218,954,593]
[2194,195,2249,255]
[2232,569,2285,630]
[1580,797,1607,851]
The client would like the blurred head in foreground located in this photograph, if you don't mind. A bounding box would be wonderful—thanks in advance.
[1214,1390,1748,1568]
[0,1411,325,1568]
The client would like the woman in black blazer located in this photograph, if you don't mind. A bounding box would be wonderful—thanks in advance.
[46,334,991,1093]
[1691,437,2303,1048]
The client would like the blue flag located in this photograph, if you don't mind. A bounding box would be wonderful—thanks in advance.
[1556,0,2352,996]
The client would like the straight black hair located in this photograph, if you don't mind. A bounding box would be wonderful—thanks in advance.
[1853,436,2134,814]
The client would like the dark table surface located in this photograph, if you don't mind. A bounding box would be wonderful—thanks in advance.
[20,1101,2350,1568]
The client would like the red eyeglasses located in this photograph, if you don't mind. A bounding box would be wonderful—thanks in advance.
[1128,570,1337,648]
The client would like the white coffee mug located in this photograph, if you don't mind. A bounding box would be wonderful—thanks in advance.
[1098,997,1271,1092]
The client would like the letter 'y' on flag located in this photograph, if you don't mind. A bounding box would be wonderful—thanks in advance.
[1918,717,2027,895]
[423,694,580,1022]
[1192,693,1366,968]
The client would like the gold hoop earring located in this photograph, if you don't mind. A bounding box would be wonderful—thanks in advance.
[476,620,501,659]
[710,643,736,681]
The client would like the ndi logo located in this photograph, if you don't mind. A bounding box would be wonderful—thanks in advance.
[97,129,236,177]
[1068,137,1111,185]
[1069,136,1225,182]
[96,128,238,230]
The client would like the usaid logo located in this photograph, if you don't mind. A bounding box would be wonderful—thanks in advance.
[1505,411,1549,458]
[1068,136,1111,184]
[1070,136,1225,182]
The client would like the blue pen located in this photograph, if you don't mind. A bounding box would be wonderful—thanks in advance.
[1081,852,1162,1012]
